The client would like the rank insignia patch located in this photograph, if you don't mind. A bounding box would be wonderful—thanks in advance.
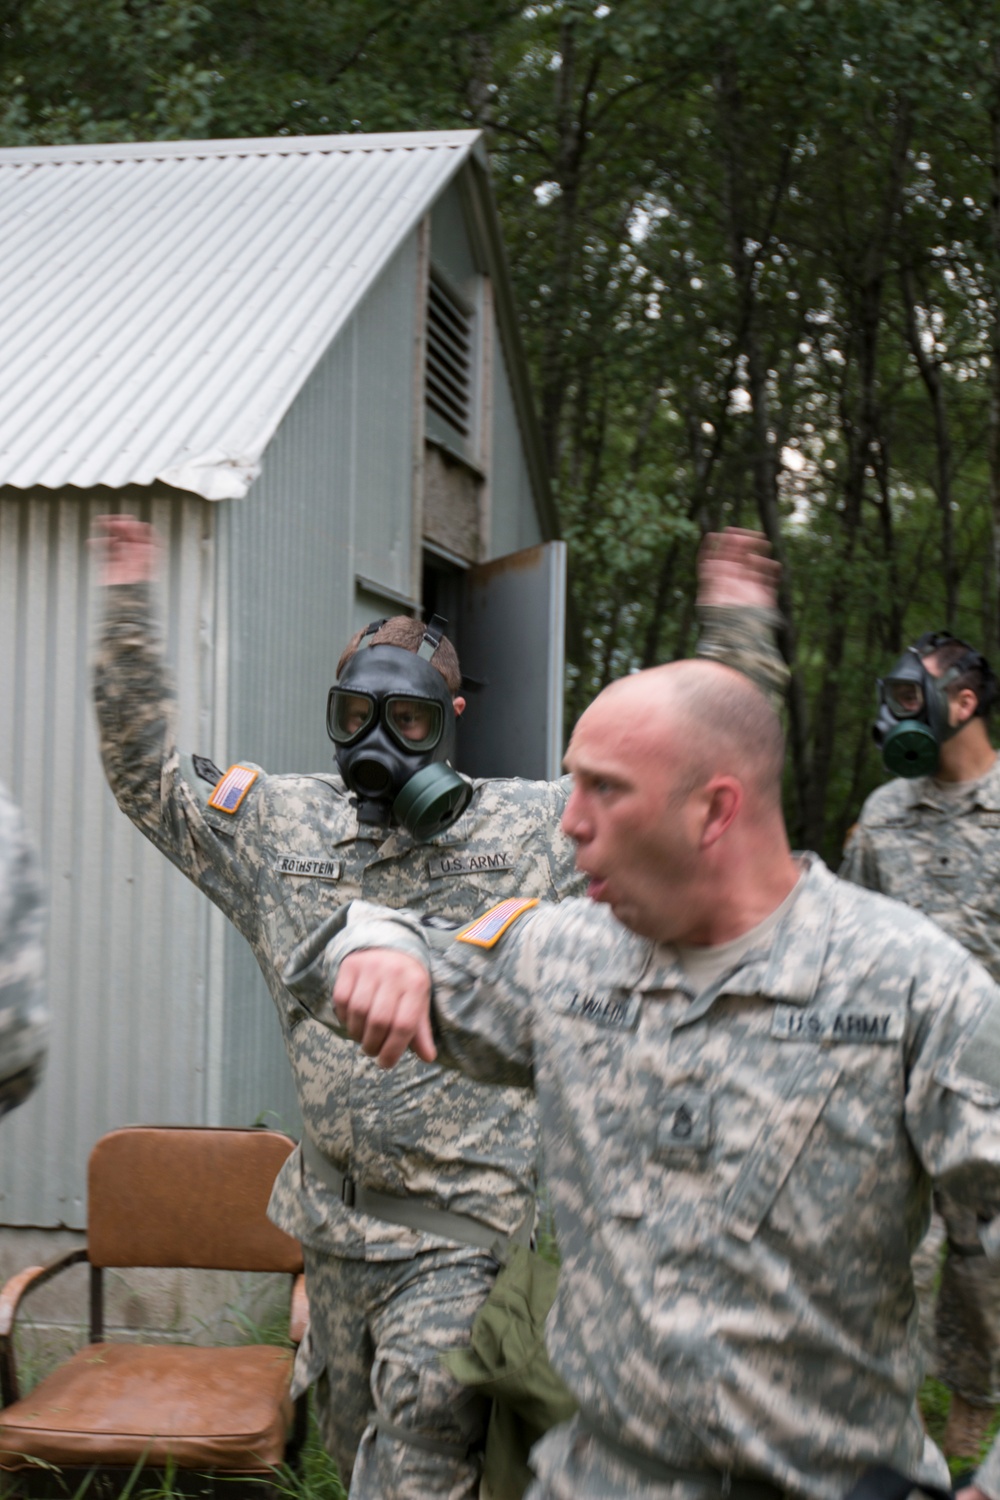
[193,754,225,786]
[208,764,258,814]
[456,897,539,948]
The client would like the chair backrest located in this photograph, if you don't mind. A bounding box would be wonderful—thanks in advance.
[86,1127,303,1272]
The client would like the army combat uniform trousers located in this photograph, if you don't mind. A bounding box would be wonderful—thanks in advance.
[297,1243,496,1499]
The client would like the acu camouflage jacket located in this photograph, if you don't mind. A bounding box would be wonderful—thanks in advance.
[290,859,1000,1500]
[94,584,786,1261]
[841,756,1000,984]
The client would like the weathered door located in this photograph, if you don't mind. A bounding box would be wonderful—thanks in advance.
[455,541,566,781]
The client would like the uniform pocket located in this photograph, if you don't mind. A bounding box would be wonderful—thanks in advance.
[719,1049,841,1242]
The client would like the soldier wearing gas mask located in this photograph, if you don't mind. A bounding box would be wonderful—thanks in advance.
[92,516,788,1500]
[328,615,473,841]
[842,630,1000,1461]
[870,631,998,781]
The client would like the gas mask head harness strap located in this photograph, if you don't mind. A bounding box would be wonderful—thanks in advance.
[873,630,997,778]
[327,615,473,840]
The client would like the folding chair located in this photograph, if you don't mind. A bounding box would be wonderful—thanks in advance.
[0,1127,308,1494]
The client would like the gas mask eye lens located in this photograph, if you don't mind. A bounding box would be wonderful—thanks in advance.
[885,679,925,718]
[385,697,443,751]
[327,689,377,745]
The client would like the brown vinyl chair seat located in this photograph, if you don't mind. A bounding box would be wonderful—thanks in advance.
[0,1343,294,1470]
[0,1127,308,1487]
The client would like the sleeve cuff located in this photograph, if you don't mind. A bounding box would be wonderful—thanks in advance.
[282,903,431,1027]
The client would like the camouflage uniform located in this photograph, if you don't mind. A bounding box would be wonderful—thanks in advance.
[93,585,785,1497]
[0,778,47,1120]
[842,762,1000,1408]
[288,857,1000,1500]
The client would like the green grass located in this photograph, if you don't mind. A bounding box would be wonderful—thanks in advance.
[920,1377,1000,1481]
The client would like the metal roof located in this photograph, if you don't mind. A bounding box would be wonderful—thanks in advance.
[0,132,483,499]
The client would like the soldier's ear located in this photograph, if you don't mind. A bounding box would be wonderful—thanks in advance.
[452,696,467,718]
[698,777,742,850]
[953,687,979,726]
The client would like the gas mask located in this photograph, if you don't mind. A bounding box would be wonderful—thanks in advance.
[873,631,996,778]
[327,617,472,840]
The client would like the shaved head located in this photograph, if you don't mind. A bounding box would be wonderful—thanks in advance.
[592,661,785,812]
[562,660,794,944]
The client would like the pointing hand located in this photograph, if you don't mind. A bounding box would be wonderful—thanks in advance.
[333,950,437,1069]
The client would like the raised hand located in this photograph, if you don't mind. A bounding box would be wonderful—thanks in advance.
[91,515,161,586]
[698,527,779,609]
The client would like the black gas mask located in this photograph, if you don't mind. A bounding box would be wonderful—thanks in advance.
[873,631,996,778]
[327,617,472,840]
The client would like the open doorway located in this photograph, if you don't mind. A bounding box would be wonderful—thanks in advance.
[422,541,567,781]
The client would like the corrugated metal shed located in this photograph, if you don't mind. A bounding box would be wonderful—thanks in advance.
[0,132,479,500]
[0,128,561,1236]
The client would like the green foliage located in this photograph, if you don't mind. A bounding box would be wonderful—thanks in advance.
[7,0,1000,855]
[0,0,215,142]
[921,1376,1000,1480]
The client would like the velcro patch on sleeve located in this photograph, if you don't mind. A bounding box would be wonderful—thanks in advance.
[456,897,539,949]
[207,764,259,814]
[193,754,225,786]
[952,999,1000,1096]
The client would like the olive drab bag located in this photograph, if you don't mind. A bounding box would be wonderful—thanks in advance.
[441,1246,577,1500]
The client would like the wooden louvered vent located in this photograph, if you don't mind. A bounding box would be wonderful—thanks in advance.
[426,276,473,438]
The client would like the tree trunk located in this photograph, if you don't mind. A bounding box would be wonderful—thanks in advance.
[900,264,956,624]
[988,49,1000,653]
[802,102,912,851]
[713,52,810,840]
[538,25,601,479]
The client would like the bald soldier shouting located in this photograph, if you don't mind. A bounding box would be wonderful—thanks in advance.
[284,660,1000,1500]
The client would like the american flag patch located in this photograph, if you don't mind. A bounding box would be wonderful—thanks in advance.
[208,764,258,814]
[456,897,539,949]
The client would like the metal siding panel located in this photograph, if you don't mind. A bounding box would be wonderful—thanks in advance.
[430,183,481,289]
[0,140,470,500]
[213,321,365,1133]
[0,488,213,1228]
[353,237,418,600]
[489,339,543,558]
[226,334,357,772]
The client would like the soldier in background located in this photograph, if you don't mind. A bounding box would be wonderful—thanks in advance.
[91,516,784,1500]
[0,779,47,1121]
[842,631,1000,1460]
[294,658,1000,1500]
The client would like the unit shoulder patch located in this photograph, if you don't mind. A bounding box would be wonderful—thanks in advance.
[193,754,225,786]
[208,764,259,815]
[456,897,539,949]
[950,999,1000,1097]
